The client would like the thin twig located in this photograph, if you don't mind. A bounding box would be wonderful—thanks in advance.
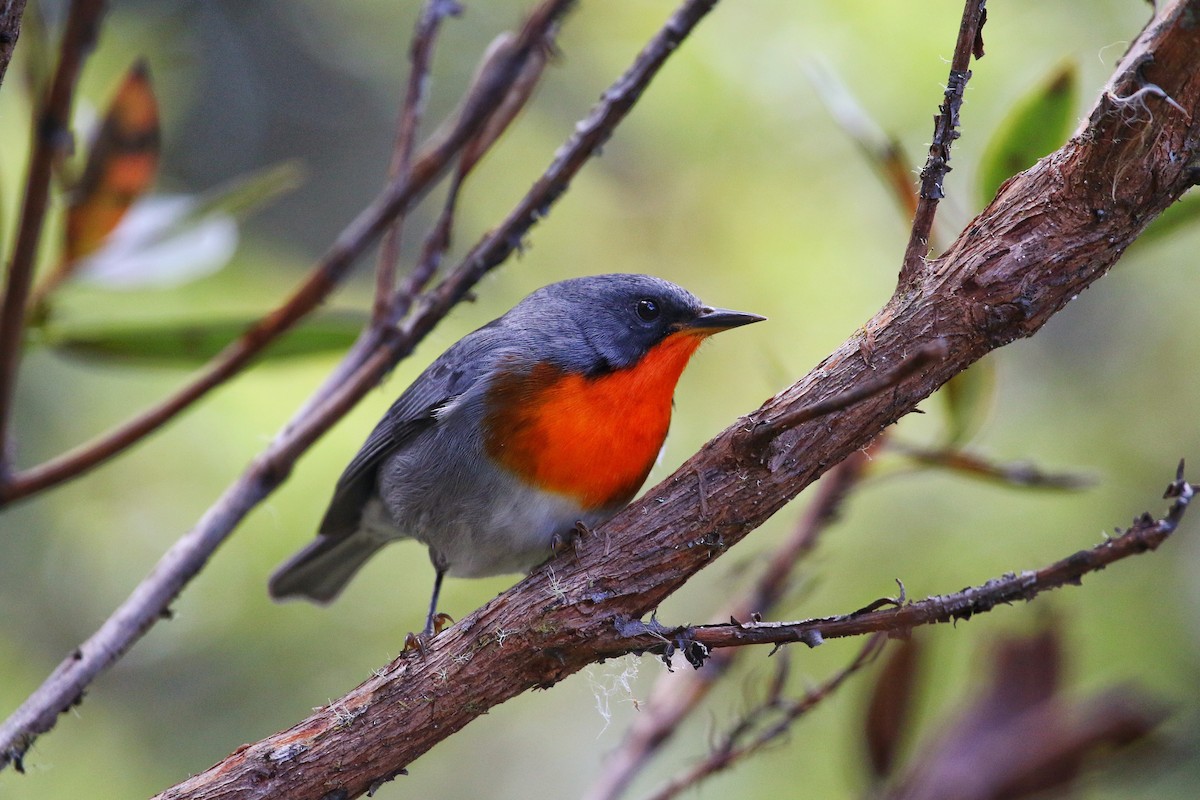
[897,0,986,288]
[0,0,105,475]
[644,634,887,800]
[0,0,571,506]
[389,30,554,326]
[0,0,719,772]
[371,0,459,325]
[583,451,872,800]
[890,441,1095,490]
[613,466,1194,655]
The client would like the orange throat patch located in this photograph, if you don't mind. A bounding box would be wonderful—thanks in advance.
[483,332,705,510]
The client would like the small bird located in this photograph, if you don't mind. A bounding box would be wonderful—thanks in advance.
[269,274,763,634]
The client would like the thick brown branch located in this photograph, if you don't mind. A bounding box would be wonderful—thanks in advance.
[140,4,1200,796]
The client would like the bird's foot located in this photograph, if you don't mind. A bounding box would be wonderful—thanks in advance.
[401,613,455,655]
[551,521,592,558]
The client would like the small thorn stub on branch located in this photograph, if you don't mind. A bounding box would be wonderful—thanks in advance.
[742,339,947,453]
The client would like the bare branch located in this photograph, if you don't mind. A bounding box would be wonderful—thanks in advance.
[0,0,104,474]
[371,0,460,325]
[890,442,1095,490]
[616,466,1191,654]
[898,0,987,288]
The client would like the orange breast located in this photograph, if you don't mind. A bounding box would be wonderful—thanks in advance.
[483,332,705,510]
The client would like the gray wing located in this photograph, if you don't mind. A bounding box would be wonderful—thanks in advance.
[316,327,504,540]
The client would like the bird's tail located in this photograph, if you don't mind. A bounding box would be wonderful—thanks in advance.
[268,532,387,604]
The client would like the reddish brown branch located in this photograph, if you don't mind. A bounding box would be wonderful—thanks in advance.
[898,0,986,287]
[0,0,104,474]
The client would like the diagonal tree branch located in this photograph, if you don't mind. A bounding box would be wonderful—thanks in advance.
[371,0,459,326]
[132,3,1200,797]
[643,634,888,800]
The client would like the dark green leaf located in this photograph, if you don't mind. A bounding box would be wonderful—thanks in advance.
[939,359,995,447]
[977,63,1078,207]
[1134,190,1200,246]
[44,312,365,367]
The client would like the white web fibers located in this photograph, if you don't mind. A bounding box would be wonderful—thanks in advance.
[585,656,642,736]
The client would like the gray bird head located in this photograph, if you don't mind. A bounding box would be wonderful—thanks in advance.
[502,274,764,375]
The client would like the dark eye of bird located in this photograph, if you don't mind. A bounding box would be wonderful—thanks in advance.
[636,298,660,322]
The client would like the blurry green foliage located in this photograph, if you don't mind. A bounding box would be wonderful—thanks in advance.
[977,62,1078,207]
[42,311,365,367]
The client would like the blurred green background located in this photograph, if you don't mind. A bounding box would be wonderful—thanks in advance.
[1,1,1198,798]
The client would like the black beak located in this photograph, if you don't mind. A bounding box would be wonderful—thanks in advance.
[685,306,766,332]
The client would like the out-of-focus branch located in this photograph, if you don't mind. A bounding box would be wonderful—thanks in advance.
[891,442,1095,490]
[371,0,460,325]
[0,0,104,474]
[644,635,887,800]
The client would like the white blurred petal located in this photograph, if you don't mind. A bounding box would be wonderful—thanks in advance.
[75,195,239,289]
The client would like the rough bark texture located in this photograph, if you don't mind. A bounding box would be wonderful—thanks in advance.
[0,0,27,89]
[155,3,1200,799]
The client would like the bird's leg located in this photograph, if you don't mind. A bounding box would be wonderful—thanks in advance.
[423,567,447,637]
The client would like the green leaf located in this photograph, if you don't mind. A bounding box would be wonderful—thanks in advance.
[977,63,1078,207]
[939,359,995,447]
[44,312,365,367]
[1134,190,1200,246]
